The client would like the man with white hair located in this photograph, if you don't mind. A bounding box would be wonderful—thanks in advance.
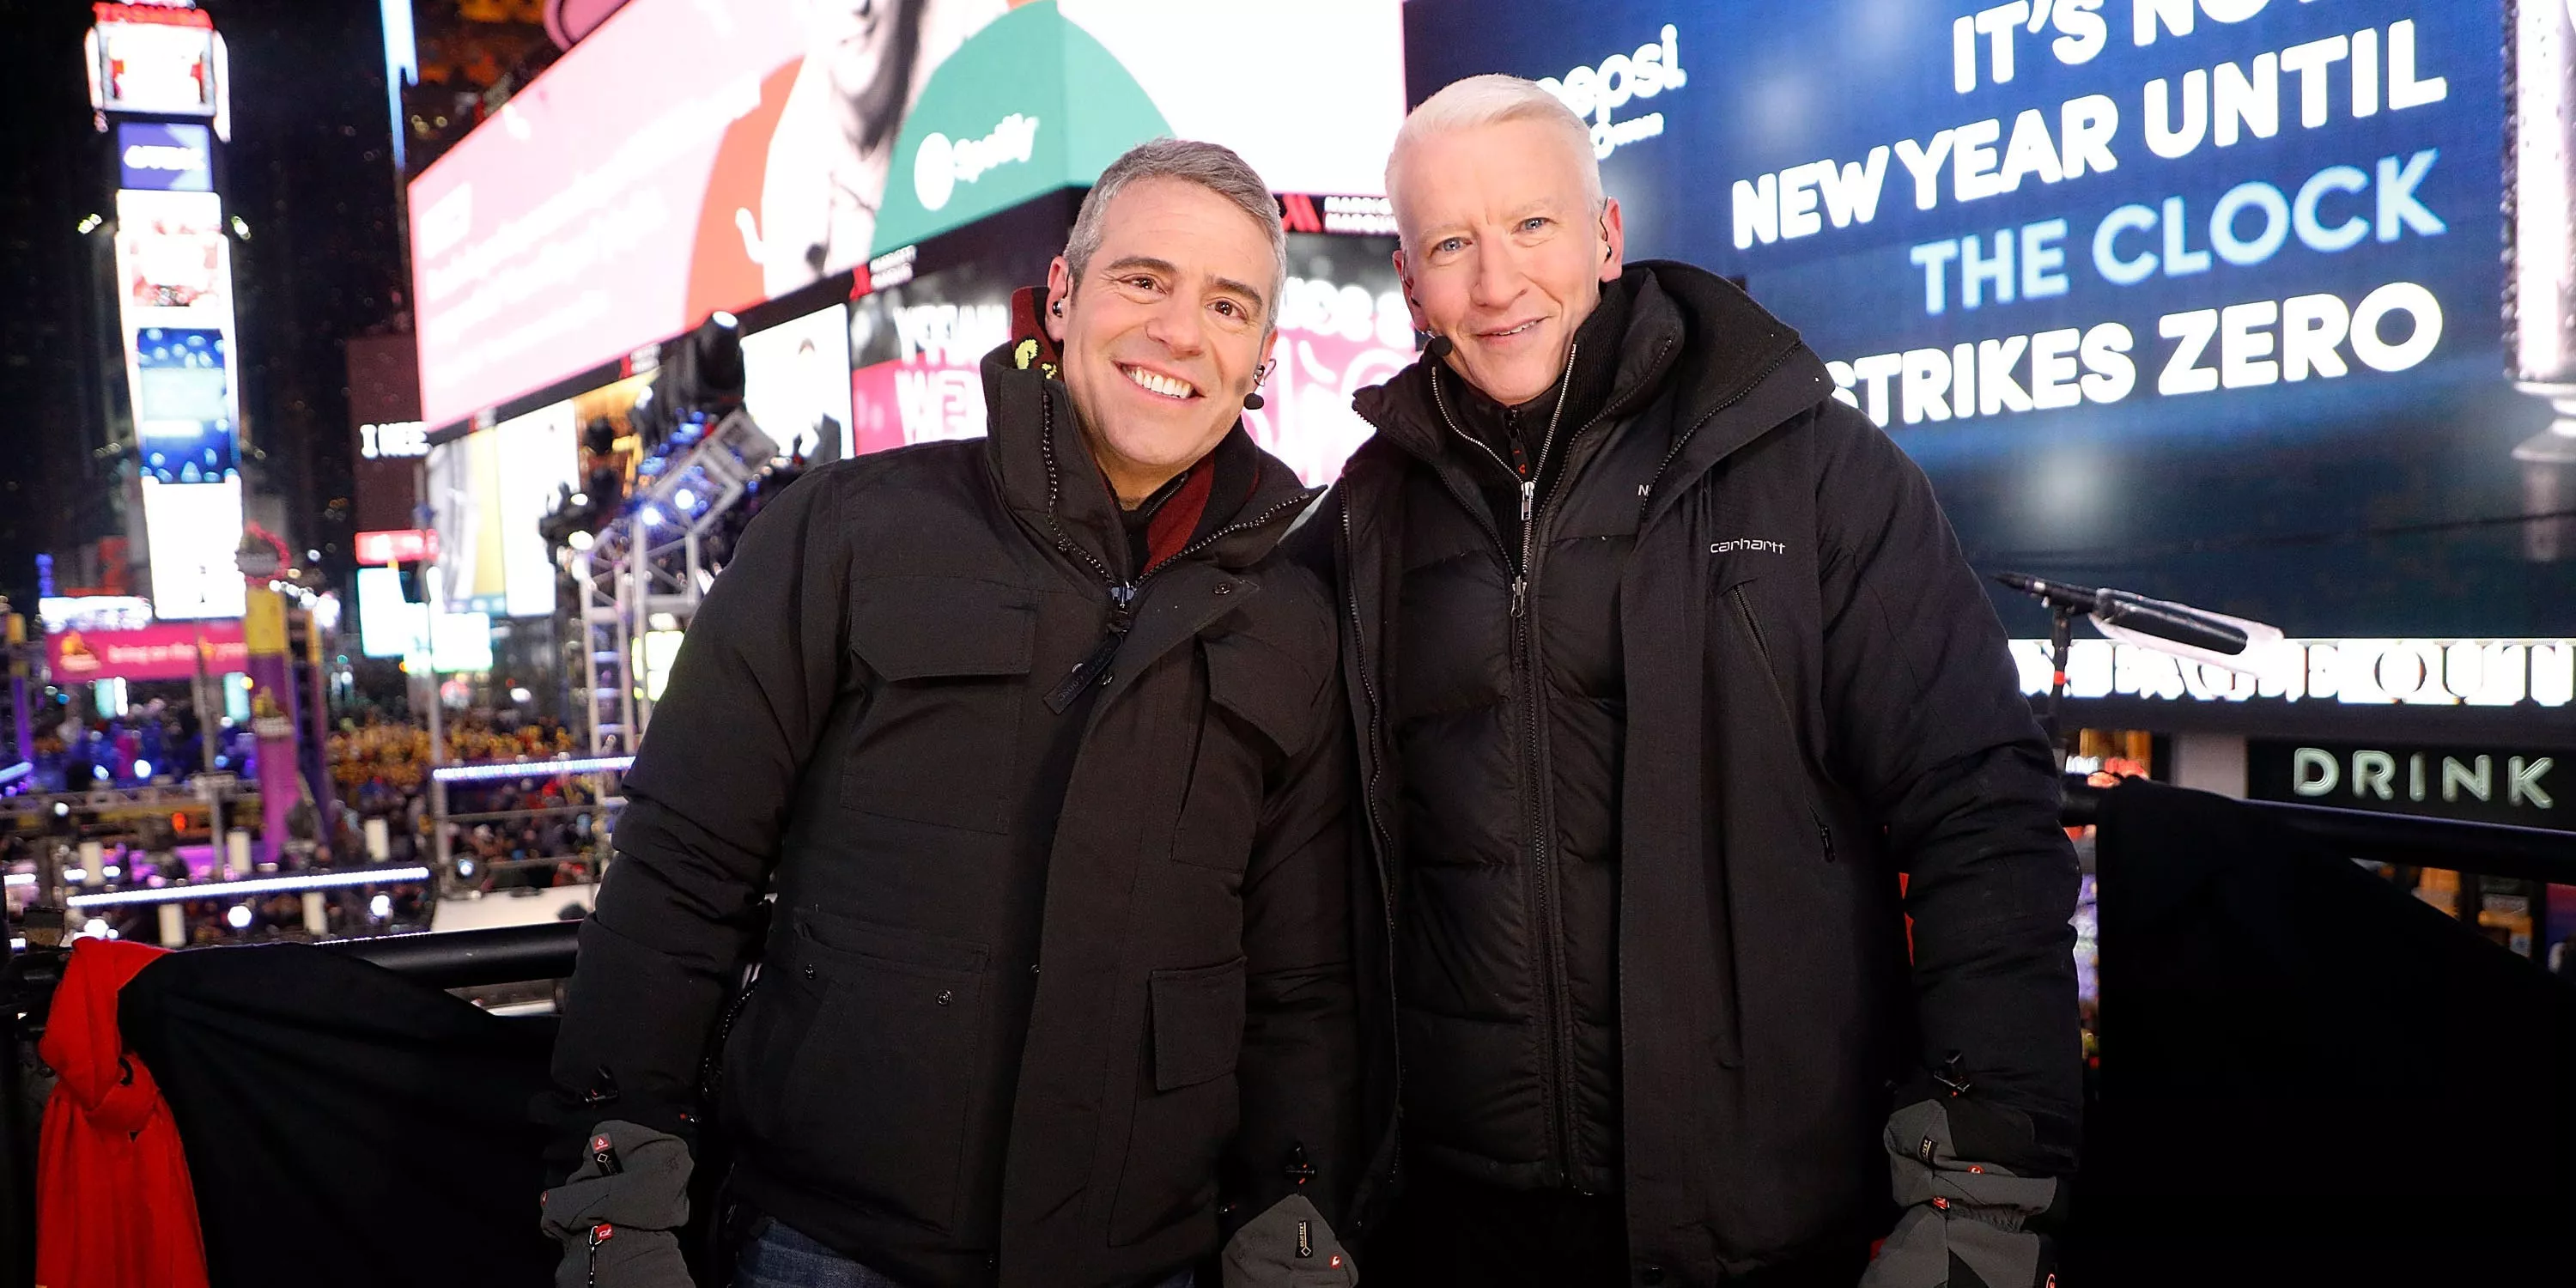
[1330,76,2081,1286]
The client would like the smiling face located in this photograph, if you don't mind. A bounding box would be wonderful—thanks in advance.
[1393,117,1625,406]
[1045,177,1279,507]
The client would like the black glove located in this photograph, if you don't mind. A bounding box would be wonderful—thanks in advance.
[1222,1194,1359,1288]
[538,1120,697,1288]
[1858,1097,2062,1288]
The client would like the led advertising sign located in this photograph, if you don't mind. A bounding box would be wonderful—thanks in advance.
[138,477,245,620]
[354,529,440,565]
[1406,0,2572,639]
[48,620,247,684]
[117,122,211,192]
[407,0,1404,431]
[2009,635,2576,708]
[39,597,155,634]
[90,3,219,118]
[740,304,854,462]
[354,566,429,659]
[2248,738,2567,830]
[113,188,239,485]
[430,611,496,672]
[425,403,577,618]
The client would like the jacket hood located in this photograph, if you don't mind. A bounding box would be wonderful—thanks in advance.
[978,289,1321,578]
[35,938,172,1133]
[1352,262,1836,511]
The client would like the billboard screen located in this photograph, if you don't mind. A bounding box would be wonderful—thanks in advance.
[48,621,247,684]
[426,402,578,618]
[1251,230,1413,485]
[139,477,246,620]
[741,303,854,462]
[354,566,429,659]
[1405,0,2573,639]
[92,6,218,118]
[408,0,1406,431]
[114,189,239,485]
[117,122,212,192]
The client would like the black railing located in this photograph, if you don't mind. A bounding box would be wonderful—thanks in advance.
[2062,775,2576,884]
[321,919,581,990]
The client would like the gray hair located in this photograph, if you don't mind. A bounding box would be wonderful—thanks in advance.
[1065,137,1288,331]
[1387,75,1605,250]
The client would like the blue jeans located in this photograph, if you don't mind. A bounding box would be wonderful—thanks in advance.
[735,1218,1197,1288]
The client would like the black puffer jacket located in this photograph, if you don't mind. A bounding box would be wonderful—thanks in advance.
[550,339,1362,1288]
[1376,279,1658,1194]
[1337,263,2081,1284]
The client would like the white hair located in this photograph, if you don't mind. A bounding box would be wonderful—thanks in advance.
[1385,74,1605,248]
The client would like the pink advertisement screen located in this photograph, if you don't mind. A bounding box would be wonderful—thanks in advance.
[50,622,247,683]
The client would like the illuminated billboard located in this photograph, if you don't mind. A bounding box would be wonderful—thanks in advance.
[88,3,222,119]
[407,0,1406,430]
[139,477,246,620]
[117,122,212,192]
[113,189,239,485]
[355,567,429,659]
[425,402,578,618]
[48,621,247,683]
[1406,0,2573,638]
[740,304,854,462]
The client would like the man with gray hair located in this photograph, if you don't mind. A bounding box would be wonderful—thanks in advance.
[541,137,1366,1288]
[1335,75,2081,1286]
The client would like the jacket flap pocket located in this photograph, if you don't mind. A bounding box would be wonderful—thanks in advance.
[1148,957,1247,1091]
[796,908,988,978]
[850,577,1036,680]
[1202,633,1312,754]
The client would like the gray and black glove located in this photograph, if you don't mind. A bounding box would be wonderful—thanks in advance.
[538,1120,696,1288]
[1859,1097,2063,1288]
[1221,1194,1359,1288]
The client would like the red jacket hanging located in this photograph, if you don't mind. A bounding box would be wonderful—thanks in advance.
[35,938,208,1288]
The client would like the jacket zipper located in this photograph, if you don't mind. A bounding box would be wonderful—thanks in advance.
[1339,495,1405,1212]
[1429,348,1590,1188]
[1633,343,1801,526]
[1035,393,1316,708]
[1727,585,1835,862]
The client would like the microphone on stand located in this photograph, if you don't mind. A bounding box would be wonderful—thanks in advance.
[1994,573,2286,772]
[1992,573,2262,658]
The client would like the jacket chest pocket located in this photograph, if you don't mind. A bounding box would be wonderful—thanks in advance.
[1166,633,1310,875]
[842,578,1036,835]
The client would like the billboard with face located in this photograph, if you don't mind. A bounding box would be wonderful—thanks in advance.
[408,0,1406,431]
[1405,0,2574,639]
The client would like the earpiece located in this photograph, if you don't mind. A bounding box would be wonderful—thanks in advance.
[1050,300,1064,317]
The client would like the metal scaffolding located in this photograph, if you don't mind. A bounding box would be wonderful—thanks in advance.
[573,409,777,756]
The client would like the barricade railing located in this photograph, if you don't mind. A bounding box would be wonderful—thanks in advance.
[6,779,2573,1288]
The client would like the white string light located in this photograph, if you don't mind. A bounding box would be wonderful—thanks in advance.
[66,866,433,909]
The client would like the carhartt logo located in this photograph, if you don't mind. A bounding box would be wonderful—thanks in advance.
[1711,538,1788,554]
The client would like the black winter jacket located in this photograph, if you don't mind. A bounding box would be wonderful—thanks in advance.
[1375,279,1660,1195]
[1336,263,2082,1283]
[550,341,1361,1288]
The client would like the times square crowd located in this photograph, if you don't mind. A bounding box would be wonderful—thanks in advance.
[3,694,605,951]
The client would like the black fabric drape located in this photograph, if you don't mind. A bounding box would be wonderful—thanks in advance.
[2074,780,2576,1284]
[117,943,559,1287]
